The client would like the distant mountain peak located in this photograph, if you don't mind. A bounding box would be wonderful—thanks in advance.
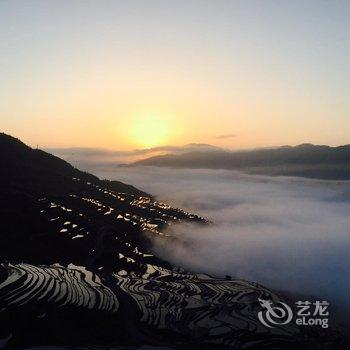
[184,143,220,148]
[295,143,318,148]
[129,142,350,179]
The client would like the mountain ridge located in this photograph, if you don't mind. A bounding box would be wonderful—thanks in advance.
[129,143,350,179]
[0,132,149,198]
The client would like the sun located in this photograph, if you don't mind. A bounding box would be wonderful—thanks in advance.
[130,115,171,148]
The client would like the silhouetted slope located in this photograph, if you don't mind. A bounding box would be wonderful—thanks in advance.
[0,132,203,264]
[0,132,148,197]
[131,144,350,179]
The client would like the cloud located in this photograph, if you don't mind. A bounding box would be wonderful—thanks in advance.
[215,133,237,139]
[46,144,222,158]
[46,146,179,158]
[96,166,350,321]
[45,146,180,172]
[45,144,223,172]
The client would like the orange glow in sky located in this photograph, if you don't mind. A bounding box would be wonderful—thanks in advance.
[1,1,349,150]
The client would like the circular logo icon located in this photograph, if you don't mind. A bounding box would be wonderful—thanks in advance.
[258,298,293,328]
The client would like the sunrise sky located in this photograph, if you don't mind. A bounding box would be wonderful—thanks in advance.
[1,1,349,150]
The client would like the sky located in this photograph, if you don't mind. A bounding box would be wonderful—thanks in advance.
[1,0,349,150]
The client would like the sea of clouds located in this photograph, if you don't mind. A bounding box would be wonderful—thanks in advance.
[96,166,350,318]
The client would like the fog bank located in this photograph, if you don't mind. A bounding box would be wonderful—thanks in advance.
[97,166,350,312]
